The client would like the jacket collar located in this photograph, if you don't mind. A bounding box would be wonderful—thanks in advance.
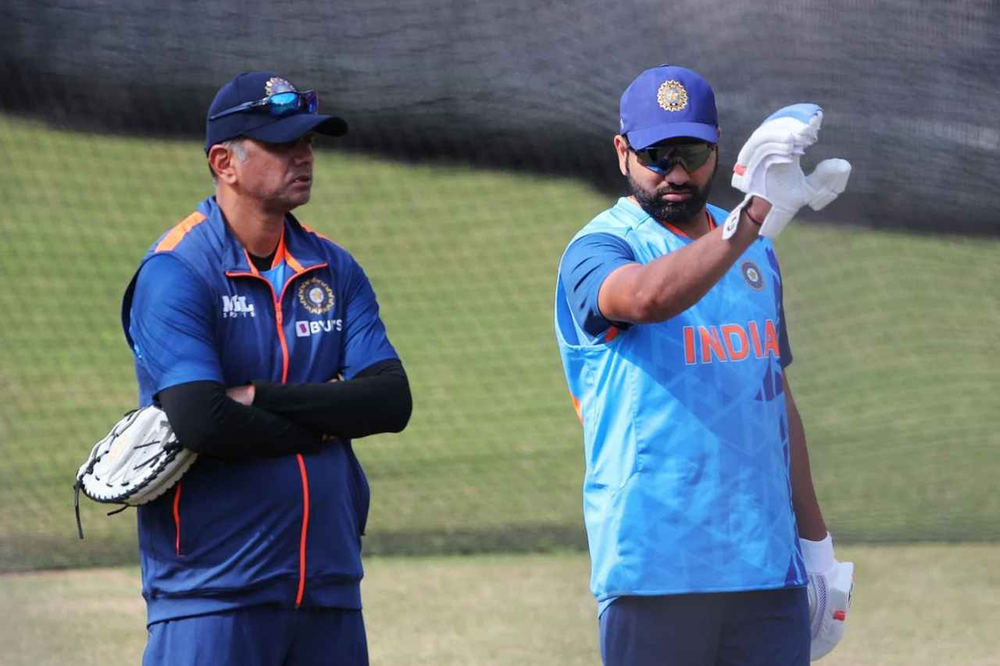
[197,196,328,275]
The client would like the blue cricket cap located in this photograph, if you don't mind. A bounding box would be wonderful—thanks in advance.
[205,72,348,154]
[619,65,719,149]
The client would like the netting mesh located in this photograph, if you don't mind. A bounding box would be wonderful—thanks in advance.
[2,0,998,572]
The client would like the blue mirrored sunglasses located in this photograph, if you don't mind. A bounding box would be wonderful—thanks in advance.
[632,141,716,174]
[209,90,319,121]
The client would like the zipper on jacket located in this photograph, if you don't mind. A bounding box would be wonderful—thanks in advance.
[226,263,328,608]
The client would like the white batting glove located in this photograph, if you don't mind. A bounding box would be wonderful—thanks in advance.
[800,533,854,661]
[728,104,851,239]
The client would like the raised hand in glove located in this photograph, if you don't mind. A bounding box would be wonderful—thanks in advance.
[726,103,851,239]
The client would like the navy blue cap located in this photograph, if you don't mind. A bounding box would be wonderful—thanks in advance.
[619,65,719,149]
[205,72,348,153]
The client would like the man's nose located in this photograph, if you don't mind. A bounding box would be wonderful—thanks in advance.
[661,161,690,183]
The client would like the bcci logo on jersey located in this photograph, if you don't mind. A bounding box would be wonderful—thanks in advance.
[222,294,255,318]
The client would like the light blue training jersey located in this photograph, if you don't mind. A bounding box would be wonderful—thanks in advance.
[554,198,807,609]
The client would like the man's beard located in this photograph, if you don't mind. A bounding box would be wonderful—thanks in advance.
[626,160,717,227]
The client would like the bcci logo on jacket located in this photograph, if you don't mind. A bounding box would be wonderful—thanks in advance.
[298,277,334,314]
[222,294,255,318]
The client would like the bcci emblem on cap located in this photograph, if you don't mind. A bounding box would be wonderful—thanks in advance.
[265,77,296,96]
[657,80,688,112]
[298,277,335,314]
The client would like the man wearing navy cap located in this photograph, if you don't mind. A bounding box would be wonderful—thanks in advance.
[554,65,855,664]
[123,72,412,665]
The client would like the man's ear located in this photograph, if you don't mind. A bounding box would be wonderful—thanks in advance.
[208,144,237,184]
[613,135,630,177]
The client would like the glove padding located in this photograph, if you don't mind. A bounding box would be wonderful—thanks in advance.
[801,533,855,661]
[74,405,197,537]
[729,103,851,238]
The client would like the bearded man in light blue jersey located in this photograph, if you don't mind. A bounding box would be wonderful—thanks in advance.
[554,64,855,665]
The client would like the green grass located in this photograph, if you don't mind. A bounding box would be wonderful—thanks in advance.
[1,114,999,572]
[2,545,998,665]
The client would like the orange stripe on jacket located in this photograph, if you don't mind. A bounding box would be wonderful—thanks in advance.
[274,231,306,273]
[299,222,335,245]
[295,454,311,607]
[239,249,262,276]
[155,212,207,253]
[173,483,183,556]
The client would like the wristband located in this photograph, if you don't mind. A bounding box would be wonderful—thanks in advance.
[744,201,765,226]
[800,532,836,573]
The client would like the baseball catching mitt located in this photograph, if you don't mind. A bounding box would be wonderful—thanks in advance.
[74,405,197,538]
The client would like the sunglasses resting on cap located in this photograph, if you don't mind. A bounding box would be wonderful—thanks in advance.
[209,90,320,121]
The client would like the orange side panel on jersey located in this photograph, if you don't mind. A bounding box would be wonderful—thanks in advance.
[295,454,311,608]
[155,212,207,253]
[173,483,183,556]
[570,394,584,425]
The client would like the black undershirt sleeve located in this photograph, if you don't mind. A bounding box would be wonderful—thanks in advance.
[156,359,411,459]
[157,382,323,459]
[251,358,412,440]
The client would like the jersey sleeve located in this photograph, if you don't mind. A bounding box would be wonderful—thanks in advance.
[128,253,225,393]
[338,256,399,380]
[558,233,636,339]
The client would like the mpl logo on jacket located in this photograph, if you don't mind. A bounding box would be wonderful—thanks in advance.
[222,294,256,318]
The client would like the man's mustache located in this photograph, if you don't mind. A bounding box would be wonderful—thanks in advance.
[658,184,696,195]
